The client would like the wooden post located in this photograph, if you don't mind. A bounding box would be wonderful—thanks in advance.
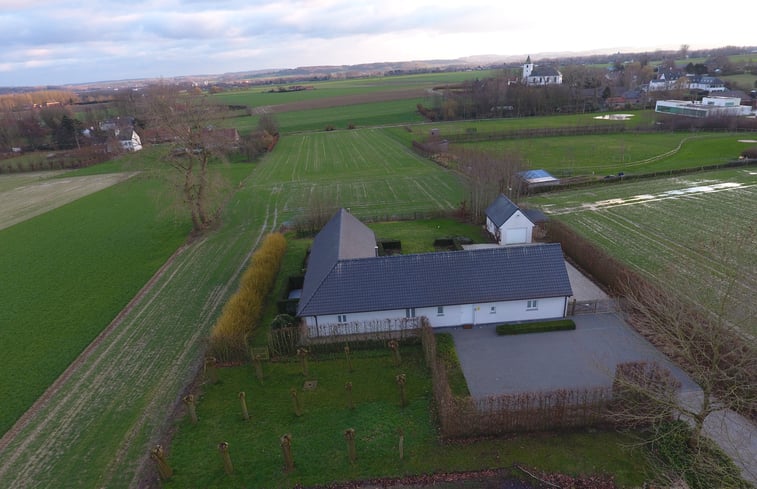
[297,348,309,377]
[205,356,219,384]
[344,428,356,464]
[398,428,404,460]
[280,433,294,473]
[388,340,401,366]
[345,381,354,410]
[253,354,264,385]
[344,345,353,372]
[395,374,407,408]
[149,444,173,481]
[290,388,302,416]
[182,394,198,424]
[218,442,233,475]
[239,391,249,421]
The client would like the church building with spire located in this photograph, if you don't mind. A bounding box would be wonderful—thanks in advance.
[522,56,563,86]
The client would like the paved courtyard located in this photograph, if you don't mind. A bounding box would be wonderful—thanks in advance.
[448,313,698,398]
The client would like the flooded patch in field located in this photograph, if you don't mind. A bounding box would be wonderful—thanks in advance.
[553,181,747,214]
[593,114,634,120]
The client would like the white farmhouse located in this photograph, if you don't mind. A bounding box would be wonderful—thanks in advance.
[118,128,143,152]
[296,209,572,337]
[485,194,535,245]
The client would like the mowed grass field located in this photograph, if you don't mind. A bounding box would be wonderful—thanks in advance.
[250,128,465,217]
[527,167,757,335]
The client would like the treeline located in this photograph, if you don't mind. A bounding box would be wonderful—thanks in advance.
[0,90,78,111]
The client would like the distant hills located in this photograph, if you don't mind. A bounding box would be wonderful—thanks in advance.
[2,45,755,93]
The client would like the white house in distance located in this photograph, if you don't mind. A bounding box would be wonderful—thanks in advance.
[655,96,753,118]
[522,56,562,86]
[485,194,535,245]
[296,209,572,337]
[118,128,143,152]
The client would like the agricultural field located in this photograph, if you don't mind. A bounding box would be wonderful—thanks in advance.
[0,125,468,487]
[249,128,465,217]
[0,171,137,230]
[456,132,752,176]
[234,98,428,134]
[212,70,496,108]
[527,167,757,335]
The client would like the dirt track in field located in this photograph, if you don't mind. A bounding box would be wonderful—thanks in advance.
[251,87,427,114]
[0,172,137,230]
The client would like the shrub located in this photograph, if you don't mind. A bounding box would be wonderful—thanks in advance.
[496,319,575,335]
[208,233,287,361]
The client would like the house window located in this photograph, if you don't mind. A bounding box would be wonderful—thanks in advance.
[527,300,538,310]
[490,306,496,314]
[405,308,416,318]
[437,306,444,316]
[337,314,347,323]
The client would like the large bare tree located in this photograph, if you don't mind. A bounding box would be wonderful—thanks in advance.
[451,147,524,223]
[138,84,235,234]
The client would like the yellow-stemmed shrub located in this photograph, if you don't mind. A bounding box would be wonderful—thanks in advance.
[209,233,287,362]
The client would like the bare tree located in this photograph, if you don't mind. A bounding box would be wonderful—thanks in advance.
[617,226,756,483]
[138,84,233,234]
[452,147,524,223]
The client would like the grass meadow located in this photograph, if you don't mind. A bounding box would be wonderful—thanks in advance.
[456,132,751,176]
[165,348,648,489]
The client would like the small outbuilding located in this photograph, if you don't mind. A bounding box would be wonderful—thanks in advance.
[484,194,535,245]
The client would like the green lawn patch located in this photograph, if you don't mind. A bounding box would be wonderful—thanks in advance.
[164,347,649,488]
[496,319,576,335]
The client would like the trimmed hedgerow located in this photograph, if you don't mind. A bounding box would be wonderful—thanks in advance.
[496,319,575,336]
[208,233,287,362]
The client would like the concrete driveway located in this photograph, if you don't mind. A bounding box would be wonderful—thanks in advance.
[446,313,757,485]
[447,313,698,398]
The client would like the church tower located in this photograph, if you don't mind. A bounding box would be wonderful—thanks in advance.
[522,55,534,80]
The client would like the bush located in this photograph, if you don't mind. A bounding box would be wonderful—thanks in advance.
[651,421,751,489]
[208,233,287,361]
[496,319,575,335]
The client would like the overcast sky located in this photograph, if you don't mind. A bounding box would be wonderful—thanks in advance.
[1,0,754,87]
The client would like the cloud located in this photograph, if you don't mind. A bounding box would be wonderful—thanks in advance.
[1,0,754,86]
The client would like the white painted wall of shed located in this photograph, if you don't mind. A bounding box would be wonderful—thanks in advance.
[488,210,534,245]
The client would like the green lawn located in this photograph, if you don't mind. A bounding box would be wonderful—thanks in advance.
[164,349,649,489]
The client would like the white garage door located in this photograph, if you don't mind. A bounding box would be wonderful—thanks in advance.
[505,228,528,244]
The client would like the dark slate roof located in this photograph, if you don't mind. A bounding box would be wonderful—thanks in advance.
[529,66,561,77]
[521,208,548,224]
[298,209,376,315]
[485,194,531,228]
[297,243,572,316]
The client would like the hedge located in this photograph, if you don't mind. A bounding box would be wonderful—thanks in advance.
[496,319,575,336]
[208,233,287,362]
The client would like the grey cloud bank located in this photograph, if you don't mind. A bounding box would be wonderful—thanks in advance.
[1,0,753,86]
